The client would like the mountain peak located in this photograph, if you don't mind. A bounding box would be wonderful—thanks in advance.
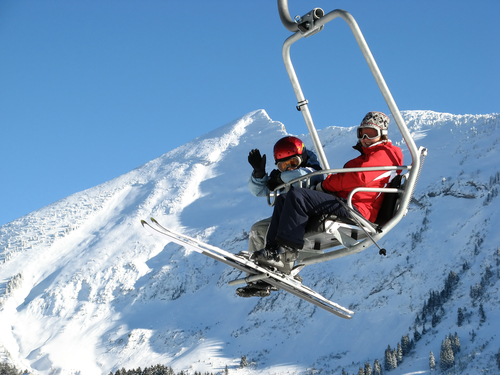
[1,110,500,374]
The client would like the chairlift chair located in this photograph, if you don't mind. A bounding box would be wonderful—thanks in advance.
[270,0,428,267]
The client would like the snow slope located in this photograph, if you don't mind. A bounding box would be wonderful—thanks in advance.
[1,109,500,374]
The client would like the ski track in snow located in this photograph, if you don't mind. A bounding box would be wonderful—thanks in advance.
[1,109,500,374]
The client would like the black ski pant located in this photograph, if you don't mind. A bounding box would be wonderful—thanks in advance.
[266,188,351,250]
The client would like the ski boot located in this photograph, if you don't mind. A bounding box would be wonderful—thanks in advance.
[252,244,298,274]
[236,250,251,260]
[236,281,278,298]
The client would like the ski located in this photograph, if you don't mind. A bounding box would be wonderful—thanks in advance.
[141,217,354,319]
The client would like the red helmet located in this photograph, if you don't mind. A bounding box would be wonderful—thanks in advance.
[273,136,306,162]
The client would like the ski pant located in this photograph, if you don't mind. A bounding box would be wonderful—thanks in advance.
[266,188,351,250]
[248,217,271,253]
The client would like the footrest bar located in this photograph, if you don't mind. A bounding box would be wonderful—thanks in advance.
[228,272,271,286]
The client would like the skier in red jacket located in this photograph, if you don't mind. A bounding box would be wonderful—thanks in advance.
[254,111,403,268]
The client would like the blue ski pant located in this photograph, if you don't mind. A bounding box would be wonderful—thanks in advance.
[266,188,351,250]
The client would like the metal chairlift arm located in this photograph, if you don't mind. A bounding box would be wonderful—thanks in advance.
[267,165,411,206]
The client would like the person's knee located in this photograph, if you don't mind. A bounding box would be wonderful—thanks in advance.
[289,187,310,200]
[285,188,313,209]
[276,193,286,205]
[250,222,261,232]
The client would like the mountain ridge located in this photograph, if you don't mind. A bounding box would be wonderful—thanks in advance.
[1,109,500,374]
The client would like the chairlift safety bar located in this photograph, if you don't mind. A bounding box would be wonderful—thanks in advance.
[267,165,410,207]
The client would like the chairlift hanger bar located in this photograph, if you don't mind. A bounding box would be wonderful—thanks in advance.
[278,0,420,166]
[276,1,427,264]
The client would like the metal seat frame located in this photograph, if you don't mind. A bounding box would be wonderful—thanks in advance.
[270,1,428,266]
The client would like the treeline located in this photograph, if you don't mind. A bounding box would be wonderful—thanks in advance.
[342,271,460,374]
[108,365,220,375]
[429,332,461,372]
[483,171,500,205]
[0,362,27,375]
[341,251,499,375]
[0,363,221,375]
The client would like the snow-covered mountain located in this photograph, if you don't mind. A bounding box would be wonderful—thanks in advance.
[1,109,499,374]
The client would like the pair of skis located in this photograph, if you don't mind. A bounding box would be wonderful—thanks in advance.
[141,217,353,319]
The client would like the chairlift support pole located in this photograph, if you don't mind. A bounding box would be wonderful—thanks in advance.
[277,0,427,264]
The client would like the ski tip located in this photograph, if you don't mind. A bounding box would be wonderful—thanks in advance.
[150,217,157,223]
[140,219,147,226]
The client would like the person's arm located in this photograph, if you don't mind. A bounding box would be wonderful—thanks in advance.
[248,173,270,197]
[247,148,270,197]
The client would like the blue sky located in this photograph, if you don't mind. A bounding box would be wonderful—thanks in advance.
[1,0,499,226]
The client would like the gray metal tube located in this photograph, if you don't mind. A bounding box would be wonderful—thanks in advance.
[228,273,271,286]
[267,165,409,207]
[277,0,299,32]
[282,37,330,169]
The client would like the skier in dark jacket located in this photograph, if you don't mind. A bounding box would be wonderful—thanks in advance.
[245,136,323,254]
[236,136,323,298]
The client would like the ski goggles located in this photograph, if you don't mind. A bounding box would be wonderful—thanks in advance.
[357,126,382,140]
[276,155,302,172]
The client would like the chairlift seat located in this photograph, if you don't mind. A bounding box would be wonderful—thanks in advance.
[301,174,405,252]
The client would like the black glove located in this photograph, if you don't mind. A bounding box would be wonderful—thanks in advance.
[267,169,284,191]
[248,149,266,178]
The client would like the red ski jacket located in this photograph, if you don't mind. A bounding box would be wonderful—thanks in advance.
[322,141,403,222]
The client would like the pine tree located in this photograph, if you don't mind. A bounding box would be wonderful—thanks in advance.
[401,334,410,356]
[396,342,403,365]
[413,327,421,342]
[364,362,372,375]
[373,359,382,375]
[384,345,395,371]
[341,369,348,375]
[457,307,464,327]
[240,355,248,368]
[392,348,398,368]
[429,351,436,371]
[358,367,364,375]
[453,332,461,354]
[440,336,455,372]
[415,314,421,325]
[445,271,459,297]
[482,265,492,286]
[431,312,439,328]
[470,283,483,302]
[479,303,486,323]
[462,260,470,271]
[497,348,500,370]
[0,363,24,375]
